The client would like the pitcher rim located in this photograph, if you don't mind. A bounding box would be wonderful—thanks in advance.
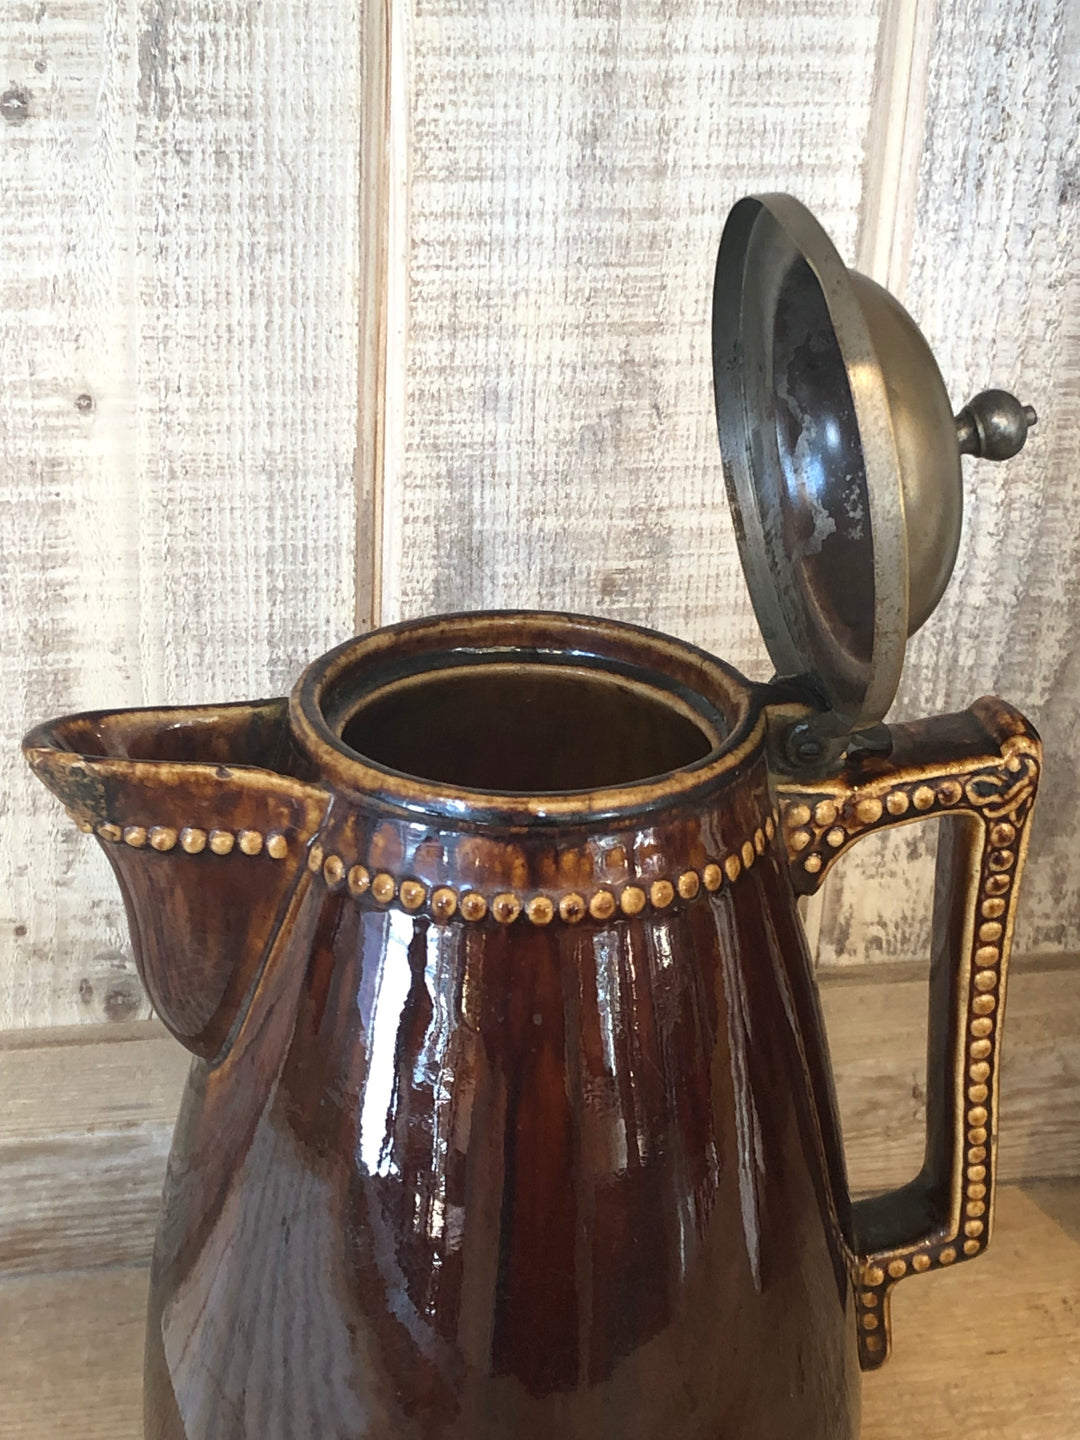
[289,609,769,826]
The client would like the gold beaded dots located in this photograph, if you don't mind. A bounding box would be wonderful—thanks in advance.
[430,886,457,920]
[371,873,396,904]
[559,893,588,924]
[783,779,950,878]
[953,816,1017,1263]
[650,879,675,910]
[89,803,779,929]
[459,891,487,922]
[400,879,428,912]
[302,818,778,924]
[589,889,617,920]
[780,754,1036,885]
[526,895,554,926]
[97,821,290,858]
[854,751,1038,1370]
[620,885,647,915]
[491,892,521,925]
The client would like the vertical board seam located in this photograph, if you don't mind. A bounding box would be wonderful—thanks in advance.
[856,0,935,289]
[378,0,411,627]
[355,0,390,631]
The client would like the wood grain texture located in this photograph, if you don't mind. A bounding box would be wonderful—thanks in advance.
[823,956,1080,1196]
[0,1022,190,1275]
[0,1265,149,1440]
[4,0,1077,1032]
[386,0,1076,980]
[1,1,151,1031]
[818,0,1080,969]
[3,1183,1076,1439]
[860,1181,1080,1439]
[0,0,364,1029]
[383,0,885,671]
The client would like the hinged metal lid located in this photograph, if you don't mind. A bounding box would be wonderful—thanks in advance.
[712,194,1036,760]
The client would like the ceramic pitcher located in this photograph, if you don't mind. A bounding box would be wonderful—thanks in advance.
[24,196,1041,1440]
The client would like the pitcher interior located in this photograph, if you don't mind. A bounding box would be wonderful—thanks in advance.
[338,657,727,794]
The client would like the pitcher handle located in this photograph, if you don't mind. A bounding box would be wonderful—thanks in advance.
[775,696,1041,1371]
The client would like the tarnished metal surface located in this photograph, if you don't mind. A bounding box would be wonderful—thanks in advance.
[712,194,1035,754]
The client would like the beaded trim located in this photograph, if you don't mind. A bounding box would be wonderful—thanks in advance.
[306,812,780,924]
[91,821,290,860]
[84,809,783,923]
[779,732,1040,1371]
[781,748,1037,885]
[851,823,1024,1364]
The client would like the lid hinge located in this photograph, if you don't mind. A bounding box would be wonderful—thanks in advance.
[763,675,894,777]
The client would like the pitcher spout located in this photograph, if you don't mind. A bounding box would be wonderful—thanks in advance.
[23,699,330,1059]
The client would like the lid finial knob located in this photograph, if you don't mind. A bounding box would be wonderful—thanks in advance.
[954,389,1038,461]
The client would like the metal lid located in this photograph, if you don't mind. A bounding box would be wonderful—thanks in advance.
[712,193,1036,753]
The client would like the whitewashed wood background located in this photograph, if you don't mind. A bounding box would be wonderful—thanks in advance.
[2,0,1078,1032]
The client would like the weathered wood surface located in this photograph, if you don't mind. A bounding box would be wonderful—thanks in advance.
[3,1182,1077,1440]
[385,0,885,661]
[3,959,1076,1279]
[819,0,1080,969]
[0,1022,190,1275]
[822,955,1080,1197]
[0,0,364,1029]
[2,0,1077,1033]
[860,1181,1080,1439]
[0,1264,148,1440]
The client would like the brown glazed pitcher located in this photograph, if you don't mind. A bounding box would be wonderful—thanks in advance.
[24,197,1041,1439]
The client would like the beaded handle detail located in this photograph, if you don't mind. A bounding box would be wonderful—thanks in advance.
[777,697,1041,1371]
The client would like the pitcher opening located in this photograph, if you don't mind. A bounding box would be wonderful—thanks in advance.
[290,611,767,823]
[340,659,721,793]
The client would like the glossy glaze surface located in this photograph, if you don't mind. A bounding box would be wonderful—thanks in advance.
[23,613,1038,1439]
[144,800,858,1440]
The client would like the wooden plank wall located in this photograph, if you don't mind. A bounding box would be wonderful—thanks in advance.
[1,0,364,1028]
[819,0,1080,970]
[2,0,1077,1036]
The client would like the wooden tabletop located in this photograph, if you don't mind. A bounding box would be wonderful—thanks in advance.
[2,1182,1076,1440]
[861,1181,1080,1439]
